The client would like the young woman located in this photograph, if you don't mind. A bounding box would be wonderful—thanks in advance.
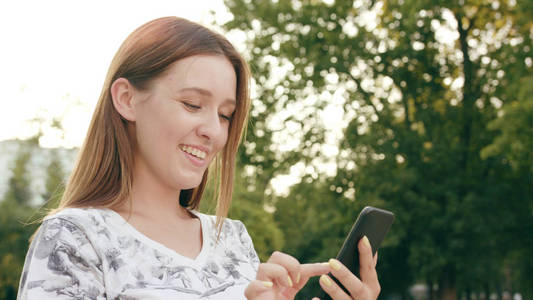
[17,17,381,300]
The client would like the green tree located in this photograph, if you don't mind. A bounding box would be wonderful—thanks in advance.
[223,0,532,299]
[482,76,533,173]
[0,141,38,299]
[481,75,533,298]
[41,149,65,210]
[3,144,32,206]
[0,201,38,300]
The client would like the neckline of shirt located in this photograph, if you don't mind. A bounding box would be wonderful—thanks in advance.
[101,207,212,268]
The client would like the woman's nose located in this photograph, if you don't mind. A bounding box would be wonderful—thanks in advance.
[197,111,223,140]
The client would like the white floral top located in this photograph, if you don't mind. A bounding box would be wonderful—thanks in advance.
[17,207,260,299]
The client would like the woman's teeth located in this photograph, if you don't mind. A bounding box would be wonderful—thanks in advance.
[180,145,206,159]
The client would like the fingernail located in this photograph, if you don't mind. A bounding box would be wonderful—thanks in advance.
[287,275,293,287]
[296,272,301,284]
[329,258,341,271]
[262,281,273,287]
[363,235,371,248]
[320,274,332,287]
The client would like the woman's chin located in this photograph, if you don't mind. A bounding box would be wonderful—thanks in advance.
[175,178,203,191]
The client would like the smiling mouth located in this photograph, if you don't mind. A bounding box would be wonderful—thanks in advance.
[179,145,207,159]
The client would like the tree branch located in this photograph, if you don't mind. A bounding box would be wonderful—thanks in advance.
[347,72,381,118]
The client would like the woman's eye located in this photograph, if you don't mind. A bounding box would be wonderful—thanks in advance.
[183,102,201,110]
[220,114,233,122]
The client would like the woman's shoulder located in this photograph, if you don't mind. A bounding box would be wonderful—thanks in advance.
[45,207,108,227]
[42,207,119,243]
[193,211,259,267]
[193,211,251,242]
[193,210,245,228]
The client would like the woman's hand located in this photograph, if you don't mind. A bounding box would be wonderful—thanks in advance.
[245,251,330,300]
[315,236,381,300]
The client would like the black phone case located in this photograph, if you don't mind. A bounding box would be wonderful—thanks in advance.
[318,206,394,300]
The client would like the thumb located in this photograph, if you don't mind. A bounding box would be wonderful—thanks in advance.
[244,280,273,299]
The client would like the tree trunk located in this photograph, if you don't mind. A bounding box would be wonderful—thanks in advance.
[442,287,458,300]
[484,284,490,300]
[466,286,472,300]
[428,280,434,300]
[455,14,475,171]
[440,267,457,300]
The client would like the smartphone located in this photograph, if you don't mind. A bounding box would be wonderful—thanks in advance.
[318,206,394,299]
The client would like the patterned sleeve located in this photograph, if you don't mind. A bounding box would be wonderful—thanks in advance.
[235,220,261,270]
[17,218,106,300]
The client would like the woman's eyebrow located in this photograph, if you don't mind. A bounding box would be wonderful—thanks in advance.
[178,87,236,104]
[178,87,212,97]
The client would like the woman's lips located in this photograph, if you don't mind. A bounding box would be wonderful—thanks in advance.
[179,144,209,167]
[179,145,207,159]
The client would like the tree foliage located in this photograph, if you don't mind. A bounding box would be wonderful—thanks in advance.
[482,76,533,172]
[41,149,65,210]
[223,0,532,299]
[0,141,69,299]
[0,141,39,299]
[3,145,32,206]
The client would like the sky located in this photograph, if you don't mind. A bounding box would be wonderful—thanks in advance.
[0,0,232,148]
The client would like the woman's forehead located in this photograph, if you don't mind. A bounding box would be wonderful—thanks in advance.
[159,55,237,99]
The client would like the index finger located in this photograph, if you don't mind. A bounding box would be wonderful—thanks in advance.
[358,236,380,294]
[267,251,301,286]
[300,262,331,278]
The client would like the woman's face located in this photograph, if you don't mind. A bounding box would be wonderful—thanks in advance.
[131,55,237,191]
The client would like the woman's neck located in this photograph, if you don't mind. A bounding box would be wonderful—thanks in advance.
[116,157,193,221]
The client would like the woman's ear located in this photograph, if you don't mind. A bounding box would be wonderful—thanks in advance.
[111,78,136,121]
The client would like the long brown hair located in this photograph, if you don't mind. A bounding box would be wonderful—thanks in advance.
[46,17,250,230]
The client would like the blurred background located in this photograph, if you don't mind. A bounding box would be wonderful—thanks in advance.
[1,0,531,299]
